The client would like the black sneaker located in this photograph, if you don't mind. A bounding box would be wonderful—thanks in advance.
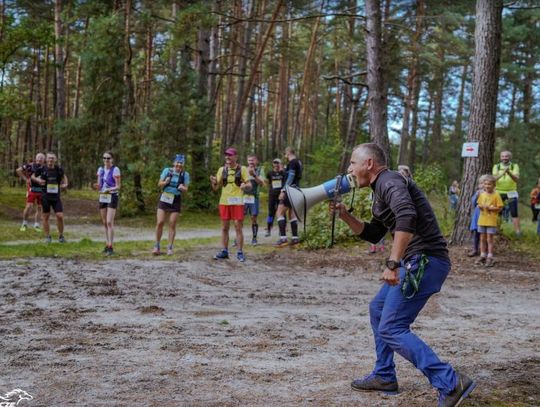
[106,247,114,256]
[438,371,476,407]
[475,257,486,265]
[351,374,398,395]
[214,249,229,260]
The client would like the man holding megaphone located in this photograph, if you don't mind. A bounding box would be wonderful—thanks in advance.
[331,143,475,407]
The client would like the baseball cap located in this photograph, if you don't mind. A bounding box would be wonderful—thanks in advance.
[174,154,185,163]
[272,158,282,164]
[224,147,238,156]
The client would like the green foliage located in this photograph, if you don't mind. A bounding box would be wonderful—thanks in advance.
[304,140,343,186]
[0,87,34,120]
[412,164,447,195]
[303,188,372,250]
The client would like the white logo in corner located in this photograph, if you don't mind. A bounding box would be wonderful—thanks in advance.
[0,389,33,406]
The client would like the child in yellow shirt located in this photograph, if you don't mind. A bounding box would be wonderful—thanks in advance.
[476,175,503,267]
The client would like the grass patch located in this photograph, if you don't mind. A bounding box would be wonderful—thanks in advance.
[0,236,220,260]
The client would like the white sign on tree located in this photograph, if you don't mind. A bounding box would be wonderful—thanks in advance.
[461,142,479,157]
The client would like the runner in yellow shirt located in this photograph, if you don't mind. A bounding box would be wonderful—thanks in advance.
[210,147,250,262]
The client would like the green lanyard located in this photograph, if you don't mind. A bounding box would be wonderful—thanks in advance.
[401,254,429,299]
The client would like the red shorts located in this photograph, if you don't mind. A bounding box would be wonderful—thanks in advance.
[219,204,244,221]
[26,191,42,205]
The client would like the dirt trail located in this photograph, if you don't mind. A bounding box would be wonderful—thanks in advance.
[0,246,538,406]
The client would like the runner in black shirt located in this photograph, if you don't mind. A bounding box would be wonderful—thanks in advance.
[32,153,69,243]
[265,158,285,236]
[275,147,302,246]
[332,143,475,407]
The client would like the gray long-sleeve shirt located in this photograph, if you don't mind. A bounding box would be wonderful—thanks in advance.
[359,169,449,262]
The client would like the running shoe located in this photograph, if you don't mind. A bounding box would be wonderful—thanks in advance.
[264,229,271,237]
[34,224,41,231]
[106,247,114,256]
[290,238,300,246]
[58,235,66,243]
[369,244,377,254]
[251,238,257,246]
[475,257,486,265]
[214,249,229,260]
[275,238,288,247]
[167,246,173,256]
[237,251,246,262]
[45,235,52,244]
[152,245,161,256]
[19,224,27,232]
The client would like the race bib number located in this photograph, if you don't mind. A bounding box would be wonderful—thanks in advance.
[160,192,175,204]
[227,197,242,205]
[99,193,112,204]
[272,180,282,189]
[47,183,59,194]
[507,191,518,199]
[535,203,540,210]
[243,196,255,204]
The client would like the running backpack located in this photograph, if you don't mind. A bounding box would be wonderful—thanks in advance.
[98,166,117,190]
[222,166,242,187]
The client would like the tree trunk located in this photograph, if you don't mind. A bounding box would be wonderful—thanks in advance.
[398,0,424,166]
[229,0,283,144]
[449,63,468,180]
[430,45,445,161]
[421,90,433,164]
[144,22,153,114]
[43,46,51,151]
[54,0,66,123]
[365,0,390,162]
[408,78,422,170]
[292,13,321,141]
[450,0,503,245]
[122,0,135,122]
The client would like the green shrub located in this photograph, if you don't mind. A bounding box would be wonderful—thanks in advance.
[303,188,372,249]
[413,164,447,194]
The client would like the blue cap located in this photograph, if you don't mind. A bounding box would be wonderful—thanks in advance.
[174,154,185,163]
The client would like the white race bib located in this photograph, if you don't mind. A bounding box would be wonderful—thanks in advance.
[47,184,59,194]
[160,192,175,204]
[535,203,540,210]
[243,196,255,204]
[272,180,282,189]
[99,193,112,204]
[227,197,242,205]
[507,191,518,199]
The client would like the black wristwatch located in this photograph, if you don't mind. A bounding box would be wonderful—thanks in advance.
[385,259,401,270]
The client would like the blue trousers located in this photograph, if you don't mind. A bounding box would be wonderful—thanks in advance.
[369,255,457,394]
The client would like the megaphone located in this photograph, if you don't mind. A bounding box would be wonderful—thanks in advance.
[285,174,357,223]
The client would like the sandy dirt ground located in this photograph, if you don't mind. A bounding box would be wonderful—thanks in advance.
[0,245,538,407]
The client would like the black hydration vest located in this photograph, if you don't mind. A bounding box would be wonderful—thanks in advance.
[222,166,242,187]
